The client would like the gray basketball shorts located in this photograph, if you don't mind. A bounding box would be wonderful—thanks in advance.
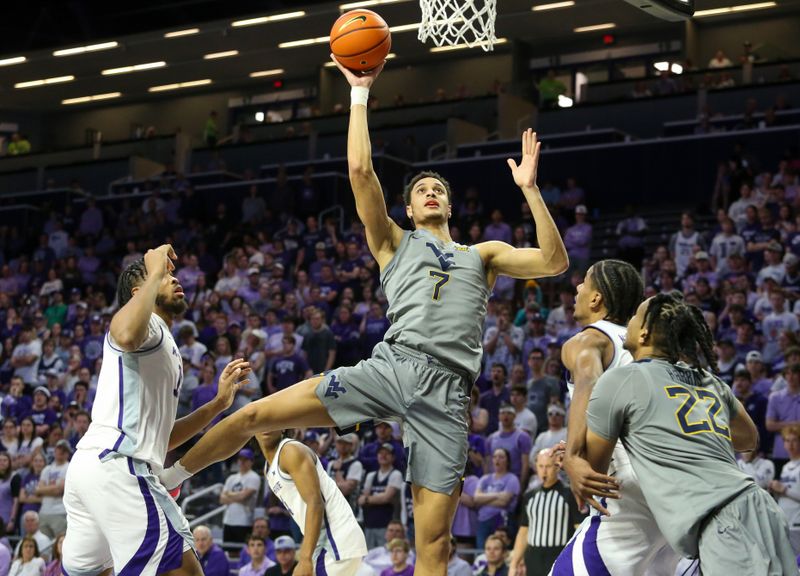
[698,484,796,576]
[315,341,471,494]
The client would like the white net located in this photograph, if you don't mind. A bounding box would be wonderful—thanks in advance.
[417,0,498,51]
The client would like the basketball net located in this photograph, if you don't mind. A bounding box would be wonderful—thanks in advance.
[417,0,498,51]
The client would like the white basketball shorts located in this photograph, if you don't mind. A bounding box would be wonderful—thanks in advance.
[62,448,193,576]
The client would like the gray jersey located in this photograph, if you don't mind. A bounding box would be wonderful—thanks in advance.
[381,229,489,380]
[587,359,754,558]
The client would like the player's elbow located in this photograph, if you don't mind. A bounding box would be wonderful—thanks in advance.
[110,325,143,352]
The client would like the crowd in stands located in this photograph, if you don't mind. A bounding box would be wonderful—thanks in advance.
[0,135,797,575]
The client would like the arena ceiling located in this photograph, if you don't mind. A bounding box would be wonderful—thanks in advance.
[0,0,797,111]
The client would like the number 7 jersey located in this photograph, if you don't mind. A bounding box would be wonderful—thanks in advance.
[380,229,490,381]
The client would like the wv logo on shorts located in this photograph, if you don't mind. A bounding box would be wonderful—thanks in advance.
[325,374,347,399]
[426,242,455,271]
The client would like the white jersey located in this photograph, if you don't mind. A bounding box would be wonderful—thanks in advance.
[266,439,367,562]
[567,320,631,399]
[77,314,182,473]
[553,321,679,575]
[673,231,701,276]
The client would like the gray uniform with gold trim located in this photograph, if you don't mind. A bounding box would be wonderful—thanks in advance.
[316,229,489,493]
[588,359,795,575]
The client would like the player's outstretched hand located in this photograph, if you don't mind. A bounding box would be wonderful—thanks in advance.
[216,358,252,410]
[143,244,177,280]
[563,455,620,517]
[330,54,385,88]
[506,128,541,190]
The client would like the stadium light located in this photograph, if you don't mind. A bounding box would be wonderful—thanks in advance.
[557,95,574,108]
[532,1,575,11]
[573,23,616,32]
[232,11,305,27]
[0,56,26,67]
[149,79,212,92]
[693,1,776,16]
[62,92,122,105]
[102,61,166,75]
[249,69,285,77]
[255,112,265,122]
[53,41,119,57]
[203,50,239,60]
[15,75,75,89]
[164,28,200,38]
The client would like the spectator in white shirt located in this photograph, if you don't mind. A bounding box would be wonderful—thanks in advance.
[708,49,733,68]
[15,512,51,562]
[510,387,537,437]
[326,434,364,514]
[770,426,800,554]
[221,448,262,545]
[11,327,42,386]
[529,404,567,460]
[179,326,208,372]
[762,290,799,363]
[737,450,775,490]
[36,440,70,539]
[757,242,787,288]
[709,217,746,274]
[482,311,524,378]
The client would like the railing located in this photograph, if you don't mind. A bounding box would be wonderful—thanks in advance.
[318,204,347,237]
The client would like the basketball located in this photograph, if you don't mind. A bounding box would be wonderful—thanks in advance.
[329,9,391,72]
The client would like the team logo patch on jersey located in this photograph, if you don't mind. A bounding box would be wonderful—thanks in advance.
[325,374,347,399]
[426,242,455,271]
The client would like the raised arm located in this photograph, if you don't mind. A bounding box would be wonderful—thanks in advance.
[280,443,324,576]
[110,244,175,351]
[168,359,249,450]
[561,332,620,511]
[331,56,403,270]
[478,130,568,284]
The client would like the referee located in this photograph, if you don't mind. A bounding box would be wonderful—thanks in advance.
[510,448,581,576]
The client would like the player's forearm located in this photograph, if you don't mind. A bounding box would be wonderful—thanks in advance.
[523,185,569,275]
[110,275,161,350]
[168,396,227,450]
[300,497,324,563]
[347,103,374,175]
[36,484,64,496]
[565,382,593,459]
[368,488,396,505]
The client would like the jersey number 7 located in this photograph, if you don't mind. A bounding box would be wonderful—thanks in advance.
[664,385,731,440]
[429,270,450,300]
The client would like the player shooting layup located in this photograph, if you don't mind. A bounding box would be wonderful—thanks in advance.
[584,292,795,575]
[62,246,251,576]
[159,58,569,576]
[553,260,680,575]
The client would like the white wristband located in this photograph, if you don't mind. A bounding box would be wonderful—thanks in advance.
[350,86,370,108]
[160,460,193,489]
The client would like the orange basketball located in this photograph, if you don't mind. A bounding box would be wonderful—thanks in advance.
[330,9,391,72]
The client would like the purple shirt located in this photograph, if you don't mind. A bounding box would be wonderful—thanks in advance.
[239,538,277,566]
[452,475,479,537]
[363,316,390,352]
[31,408,59,428]
[200,544,230,576]
[477,472,519,522]
[192,384,223,427]
[269,353,310,392]
[563,223,592,259]
[381,565,415,576]
[767,388,800,458]
[20,471,41,515]
[487,429,533,477]
[479,388,510,434]
[483,222,512,244]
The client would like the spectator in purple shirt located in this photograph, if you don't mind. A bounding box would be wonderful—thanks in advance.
[2,377,32,422]
[380,538,414,576]
[361,303,390,355]
[30,387,58,437]
[483,210,513,244]
[76,246,100,284]
[563,205,592,274]
[192,366,222,425]
[266,336,312,395]
[359,421,406,474]
[238,269,264,305]
[452,474,479,546]
[487,404,532,487]
[733,369,770,454]
[239,517,277,567]
[195,525,229,576]
[330,307,362,367]
[767,363,800,472]
[473,449,520,550]
[479,364,511,434]
[176,254,204,301]
[78,199,103,238]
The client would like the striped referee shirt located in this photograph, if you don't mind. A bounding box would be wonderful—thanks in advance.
[519,481,581,548]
